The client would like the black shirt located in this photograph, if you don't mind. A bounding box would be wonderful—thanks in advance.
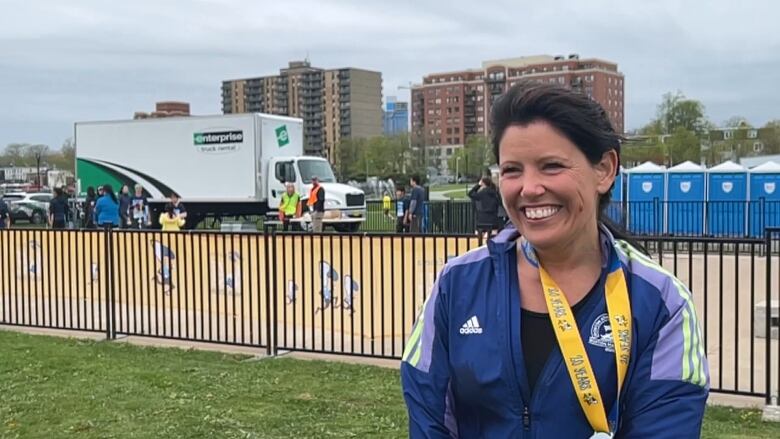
[0,199,9,227]
[49,196,69,222]
[409,186,425,215]
[521,276,602,395]
[468,185,502,227]
[171,201,186,217]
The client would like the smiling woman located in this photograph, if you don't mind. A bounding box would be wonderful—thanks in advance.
[401,82,709,438]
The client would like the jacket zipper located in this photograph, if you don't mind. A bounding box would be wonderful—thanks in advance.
[502,246,532,435]
[523,405,531,431]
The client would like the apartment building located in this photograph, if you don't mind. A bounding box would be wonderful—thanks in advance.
[222,60,382,158]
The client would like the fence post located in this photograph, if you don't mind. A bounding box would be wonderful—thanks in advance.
[763,228,780,421]
[271,227,278,357]
[104,225,115,340]
[263,224,273,357]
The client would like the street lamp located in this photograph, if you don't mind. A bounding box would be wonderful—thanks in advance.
[455,156,461,184]
[397,82,413,175]
[34,151,42,189]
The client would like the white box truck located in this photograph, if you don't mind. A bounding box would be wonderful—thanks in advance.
[74,113,366,231]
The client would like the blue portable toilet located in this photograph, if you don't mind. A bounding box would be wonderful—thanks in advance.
[606,167,624,225]
[626,162,666,235]
[666,161,705,236]
[748,161,780,237]
[707,161,748,237]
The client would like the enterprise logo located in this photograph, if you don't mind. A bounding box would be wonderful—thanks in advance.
[193,130,243,154]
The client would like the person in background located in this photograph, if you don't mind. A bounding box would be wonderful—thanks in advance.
[307,175,325,233]
[84,186,97,229]
[279,182,301,231]
[118,185,132,228]
[94,184,120,228]
[395,186,410,233]
[382,191,392,220]
[130,184,151,229]
[0,196,11,229]
[169,192,187,220]
[159,203,185,231]
[405,175,425,233]
[48,187,70,229]
[468,176,503,239]
[97,185,104,198]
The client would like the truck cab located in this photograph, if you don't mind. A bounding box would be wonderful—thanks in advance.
[267,156,365,232]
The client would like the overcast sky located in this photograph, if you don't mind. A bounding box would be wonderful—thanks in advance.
[2,0,778,150]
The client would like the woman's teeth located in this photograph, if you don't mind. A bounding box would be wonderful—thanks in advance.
[524,206,559,219]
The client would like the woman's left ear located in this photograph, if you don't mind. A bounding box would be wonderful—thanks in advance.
[595,150,619,194]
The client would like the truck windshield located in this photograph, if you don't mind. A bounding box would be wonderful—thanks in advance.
[298,160,337,184]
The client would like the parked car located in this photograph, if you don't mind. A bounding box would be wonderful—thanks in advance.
[1,192,53,224]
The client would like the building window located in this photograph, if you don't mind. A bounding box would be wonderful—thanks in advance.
[754,142,764,152]
[747,129,758,139]
[724,130,733,140]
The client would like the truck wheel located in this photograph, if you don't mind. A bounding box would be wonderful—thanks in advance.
[31,212,44,225]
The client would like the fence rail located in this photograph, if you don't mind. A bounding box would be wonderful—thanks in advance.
[365,199,780,238]
[0,227,778,403]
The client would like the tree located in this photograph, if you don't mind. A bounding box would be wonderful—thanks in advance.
[722,116,751,128]
[2,143,27,166]
[665,127,701,165]
[656,91,708,135]
[333,135,419,182]
[447,135,492,179]
[760,120,780,154]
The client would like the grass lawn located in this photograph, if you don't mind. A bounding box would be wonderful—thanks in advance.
[429,183,472,193]
[2,330,779,438]
[440,189,468,200]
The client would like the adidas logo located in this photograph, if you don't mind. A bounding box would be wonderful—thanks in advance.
[459,316,483,335]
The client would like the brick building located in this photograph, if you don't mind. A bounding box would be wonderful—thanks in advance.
[411,54,624,170]
[222,60,382,159]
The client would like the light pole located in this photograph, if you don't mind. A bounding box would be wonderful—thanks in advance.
[34,151,42,189]
[455,156,461,184]
[397,82,413,175]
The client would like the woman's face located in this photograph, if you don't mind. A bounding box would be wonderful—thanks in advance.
[498,121,616,252]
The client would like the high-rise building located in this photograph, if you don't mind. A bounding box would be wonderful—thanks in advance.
[383,96,409,136]
[411,54,624,170]
[222,60,382,158]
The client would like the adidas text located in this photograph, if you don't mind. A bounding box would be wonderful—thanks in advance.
[459,316,483,335]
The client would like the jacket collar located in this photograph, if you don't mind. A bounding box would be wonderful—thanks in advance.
[488,222,617,269]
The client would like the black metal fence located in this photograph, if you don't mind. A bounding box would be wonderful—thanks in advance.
[365,199,780,238]
[1,227,779,403]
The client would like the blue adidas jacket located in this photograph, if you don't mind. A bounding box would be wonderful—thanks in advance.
[401,225,709,438]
